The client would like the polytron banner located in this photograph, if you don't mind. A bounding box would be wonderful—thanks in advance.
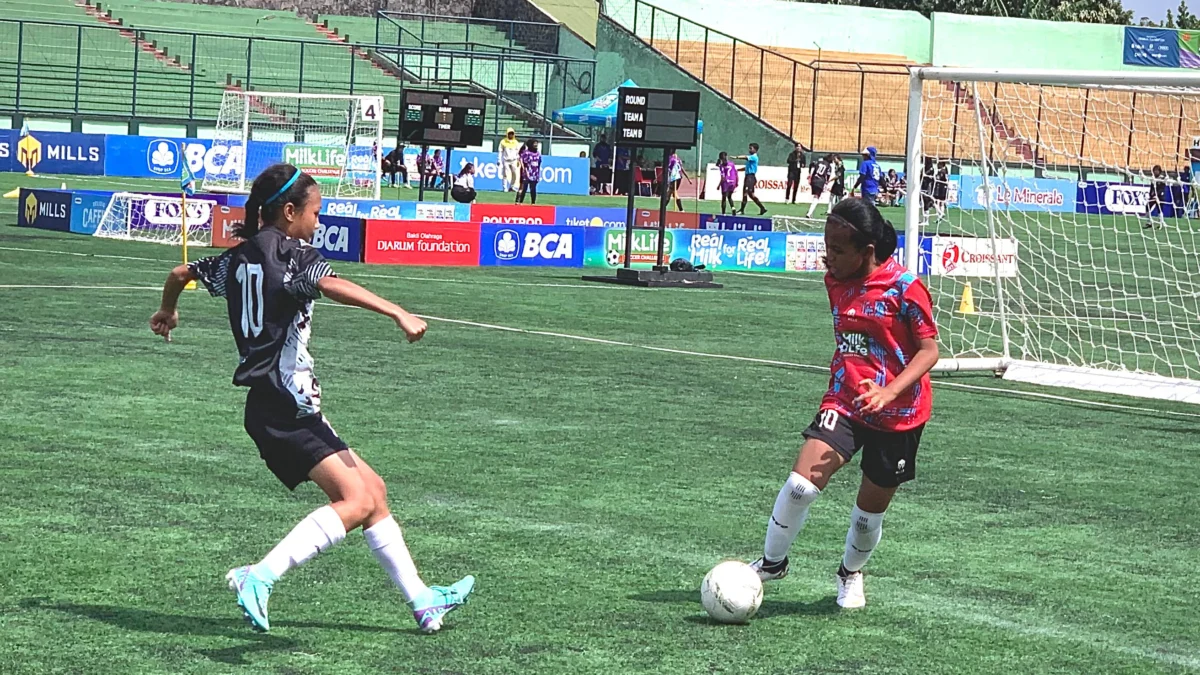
[470,203,557,225]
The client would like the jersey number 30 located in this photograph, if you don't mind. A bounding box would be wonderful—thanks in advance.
[236,263,264,338]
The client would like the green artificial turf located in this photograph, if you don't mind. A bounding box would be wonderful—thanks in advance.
[1,175,1198,674]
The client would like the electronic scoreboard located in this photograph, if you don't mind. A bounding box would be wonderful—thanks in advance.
[399,90,487,148]
[615,87,700,149]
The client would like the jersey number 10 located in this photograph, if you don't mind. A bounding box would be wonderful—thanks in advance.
[236,263,264,338]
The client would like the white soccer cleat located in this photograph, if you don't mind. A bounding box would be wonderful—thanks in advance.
[749,557,789,582]
[836,570,866,608]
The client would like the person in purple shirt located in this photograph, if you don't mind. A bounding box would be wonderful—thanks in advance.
[429,150,445,190]
[717,151,739,215]
[516,140,542,205]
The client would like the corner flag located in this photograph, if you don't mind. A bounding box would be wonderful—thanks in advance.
[180,162,196,196]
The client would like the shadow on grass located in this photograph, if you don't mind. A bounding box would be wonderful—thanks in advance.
[629,589,840,622]
[22,598,408,665]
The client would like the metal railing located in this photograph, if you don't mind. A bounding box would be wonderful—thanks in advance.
[376,11,561,55]
[0,18,594,139]
[602,0,913,156]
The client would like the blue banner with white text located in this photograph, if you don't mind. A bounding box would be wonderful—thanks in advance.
[479,223,586,267]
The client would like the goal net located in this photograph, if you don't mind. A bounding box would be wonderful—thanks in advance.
[203,91,384,200]
[907,68,1200,403]
[93,192,218,247]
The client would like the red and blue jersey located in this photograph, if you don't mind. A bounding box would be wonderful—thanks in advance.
[821,258,938,431]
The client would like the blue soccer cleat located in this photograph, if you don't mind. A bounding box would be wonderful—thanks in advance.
[411,575,475,633]
[226,565,273,632]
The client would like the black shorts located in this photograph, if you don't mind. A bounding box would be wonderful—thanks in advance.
[802,408,922,488]
[243,388,349,490]
[744,174,758,194]
[831,183,845,198]
[811,179,826,198]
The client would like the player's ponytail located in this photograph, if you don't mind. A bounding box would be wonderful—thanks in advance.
[830,197,897,263]
[235,163,318,240]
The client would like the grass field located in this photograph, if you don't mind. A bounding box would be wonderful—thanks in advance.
[2,174,1200,674]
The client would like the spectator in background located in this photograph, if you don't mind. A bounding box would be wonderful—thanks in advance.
[593,133,613,193]
[382,145,408,189]
[667,148,689,211]
[516,139,542,205]
[417,146,429,188]
[850,146,882,205]
[614,145,632,196]
[427,149,445,190]
[718,151,739,215]
[882,169,902,206]
[451,162,477,204]
[498,128,522,193]
[786,142,808,205]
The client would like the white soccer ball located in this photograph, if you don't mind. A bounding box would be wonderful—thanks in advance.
[605,249,622,266]
[700,561,763,624]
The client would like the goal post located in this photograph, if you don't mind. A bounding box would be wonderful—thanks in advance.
[906,67,1200,403]
[93,192,218,247]
[204,91,384,200]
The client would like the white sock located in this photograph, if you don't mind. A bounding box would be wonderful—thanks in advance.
[763,472,821,562]
[252,505,346,583]
[842,505,885,573]
[364,516,430,603]
[806,201,818,218]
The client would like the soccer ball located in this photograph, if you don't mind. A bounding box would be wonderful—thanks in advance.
[605,249,622,266]
[700,561,763,624]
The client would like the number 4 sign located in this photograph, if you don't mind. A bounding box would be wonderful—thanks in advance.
[361,97,383,122]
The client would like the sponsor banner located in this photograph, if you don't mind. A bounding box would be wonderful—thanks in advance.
[1124,27,1180,68]
[704,214,772,232]
[785,233,911,272]
[17,188,72,231]
[1076,181,1181,217]
[364,220,481,266]
[129,195,216,237]
[0,130,105,176]
[957,175,1074,213]
[929,236,1018,278]
[470,203,557,225]
[633,208,702,230]
[212,206,245,248]
[70,191,111,235]
[321,198,470,221]
[554,205,628,228]
[312,215,364,262]
[583,227,677,267]
[479,223,584,267]
[453,153,589,195]
[678,230,784,271]
[1182,31,1200,69]
[703,164,830,205]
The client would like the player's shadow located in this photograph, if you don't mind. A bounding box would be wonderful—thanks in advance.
[22,598,406,665]
[629,589,840,623]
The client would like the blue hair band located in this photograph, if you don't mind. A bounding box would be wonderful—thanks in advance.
[264,169,301,205]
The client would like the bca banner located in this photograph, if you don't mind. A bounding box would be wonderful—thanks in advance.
[17,188,72,231]
[312,216,364,262]
[0,130,105,176]
[479,224,584,267]
[453,153,589,195]
[929,236,1018,278]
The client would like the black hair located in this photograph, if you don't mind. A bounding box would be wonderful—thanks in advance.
[829,197,897,263]
[458,162,475,178]
[749,143,759,151]
[236,163,318,240]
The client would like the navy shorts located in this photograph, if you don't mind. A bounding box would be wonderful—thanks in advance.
[243,388,349,490]
[802,408,922,488]
[862,192,879,206]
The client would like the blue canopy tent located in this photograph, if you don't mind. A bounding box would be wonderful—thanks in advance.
[552,80,704,198]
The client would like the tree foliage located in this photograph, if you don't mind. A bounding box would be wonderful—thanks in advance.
[829,0,1133,25]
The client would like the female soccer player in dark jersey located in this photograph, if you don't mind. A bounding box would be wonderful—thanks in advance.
[750,198,939,609]
[149,163,474,633]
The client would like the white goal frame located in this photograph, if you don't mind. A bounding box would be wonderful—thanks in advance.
[203,90,385,200]
[906,67,1200,404]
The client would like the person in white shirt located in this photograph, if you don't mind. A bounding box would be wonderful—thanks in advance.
[498,128,522,192]
[451,163,477,203]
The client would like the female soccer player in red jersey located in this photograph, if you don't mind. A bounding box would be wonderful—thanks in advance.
[750,198,939,608]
